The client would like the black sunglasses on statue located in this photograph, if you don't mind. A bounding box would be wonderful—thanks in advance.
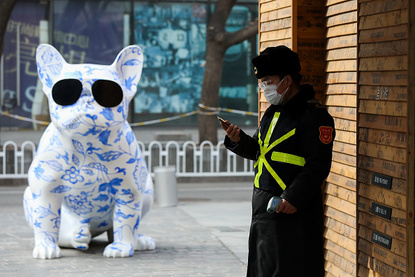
[51,79,123,108]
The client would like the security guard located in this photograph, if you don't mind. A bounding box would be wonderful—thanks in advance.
[221,46,335,277]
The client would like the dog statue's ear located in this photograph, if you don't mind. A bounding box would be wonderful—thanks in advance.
[36,44,67,95]
[112,45,144,101]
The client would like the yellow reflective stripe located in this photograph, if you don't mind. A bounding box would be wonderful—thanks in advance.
[267,128,296,151]
[264,160,286,190]
[275,128,296,145]
[257,128,263,149]
[254,139,267,188]
[264,113,279,147]
[254,158,263,188]
[271,152,306,167]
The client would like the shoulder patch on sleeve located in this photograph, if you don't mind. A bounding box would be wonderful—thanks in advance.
[319,126,334,144]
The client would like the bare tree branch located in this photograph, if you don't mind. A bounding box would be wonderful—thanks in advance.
[224,18,258,48]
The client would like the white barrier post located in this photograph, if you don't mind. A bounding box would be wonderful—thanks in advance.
[154,166,178,207]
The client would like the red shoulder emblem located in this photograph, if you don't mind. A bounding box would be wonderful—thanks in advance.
[319,126,333,144]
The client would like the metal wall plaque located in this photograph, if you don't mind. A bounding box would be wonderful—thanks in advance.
[370,202,392,220]
[371,230,392,250]
[371,172,393,190]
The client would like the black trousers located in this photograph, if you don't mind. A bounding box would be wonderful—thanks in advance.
[247,187,325,277]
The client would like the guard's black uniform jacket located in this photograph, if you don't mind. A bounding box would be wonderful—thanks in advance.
[224,84,335,277]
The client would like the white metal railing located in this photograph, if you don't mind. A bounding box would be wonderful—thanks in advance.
[0,140,37,179]
[0,140,254,179]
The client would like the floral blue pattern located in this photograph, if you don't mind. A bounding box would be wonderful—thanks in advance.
[23,44,155,259]
[62,166,84,184]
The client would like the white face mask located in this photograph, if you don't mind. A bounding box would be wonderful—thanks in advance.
[259,76,288,105]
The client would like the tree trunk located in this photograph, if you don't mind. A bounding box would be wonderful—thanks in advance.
[198,40,227,144]
[0,0,18,58]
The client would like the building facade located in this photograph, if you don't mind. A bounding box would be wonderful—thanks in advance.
[258,0,414,276]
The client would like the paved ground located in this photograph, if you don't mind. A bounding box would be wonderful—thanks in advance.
[0,181,253,277]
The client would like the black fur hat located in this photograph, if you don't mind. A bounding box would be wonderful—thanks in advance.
[252,46,301,79]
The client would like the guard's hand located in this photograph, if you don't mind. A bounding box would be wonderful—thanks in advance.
[222,122,241,143]
[220,120,230,131]
[277,199,297,214]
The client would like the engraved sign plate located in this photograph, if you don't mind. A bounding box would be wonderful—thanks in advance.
[371,172,393,190]
[371,230,392,250]
[370,202,392,220]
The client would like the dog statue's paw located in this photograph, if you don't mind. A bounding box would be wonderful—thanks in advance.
[135,234,156,251]
[33,244,61,259]
[103,242,134,258]
[72,226,92,250]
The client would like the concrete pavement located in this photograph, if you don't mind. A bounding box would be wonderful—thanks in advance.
[0,181,253,277]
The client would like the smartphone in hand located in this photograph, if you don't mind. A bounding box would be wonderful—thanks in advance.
[217,116,230,128]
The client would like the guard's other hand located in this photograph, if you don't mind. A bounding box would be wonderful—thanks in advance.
[277,199,297,214]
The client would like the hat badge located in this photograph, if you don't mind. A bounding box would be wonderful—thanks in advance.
[254,67,258,74]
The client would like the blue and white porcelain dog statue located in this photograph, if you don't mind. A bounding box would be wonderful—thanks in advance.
[23,44,155,259]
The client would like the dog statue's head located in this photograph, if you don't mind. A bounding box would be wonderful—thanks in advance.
[36,44,143,135]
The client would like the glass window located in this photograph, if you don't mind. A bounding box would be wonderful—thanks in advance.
[220,5,258,126]
[133,2,258,126]
[53,1,131,64]
[1,0,257,130]
[1,1,47,128]
[133,3,207,117]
